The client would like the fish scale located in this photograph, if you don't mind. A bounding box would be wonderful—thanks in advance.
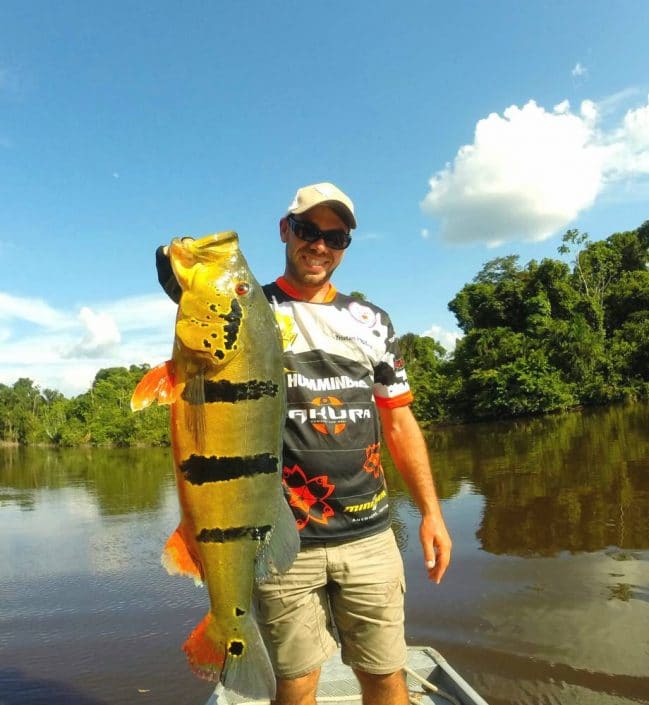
[131,231,299,700]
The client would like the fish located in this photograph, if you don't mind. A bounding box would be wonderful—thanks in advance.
[131,231,298,699]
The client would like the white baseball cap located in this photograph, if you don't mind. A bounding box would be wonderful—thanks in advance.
[286,182,356,230]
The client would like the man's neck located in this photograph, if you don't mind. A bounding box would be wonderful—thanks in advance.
[277,275,335,303]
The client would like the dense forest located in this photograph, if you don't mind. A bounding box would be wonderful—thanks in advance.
[2,222,648,446]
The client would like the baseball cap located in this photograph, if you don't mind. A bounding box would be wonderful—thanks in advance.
[286,182,356,230]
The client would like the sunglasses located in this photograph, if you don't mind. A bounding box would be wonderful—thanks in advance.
[287,214,352,250]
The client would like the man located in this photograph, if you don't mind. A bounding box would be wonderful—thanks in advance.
[157,182,451,705]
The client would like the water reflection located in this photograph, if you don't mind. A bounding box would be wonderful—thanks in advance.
[0,446,173,514]
[1,402,649,705]
[0,667,107,705]
[384,402,649,556]
[386,403,649,704]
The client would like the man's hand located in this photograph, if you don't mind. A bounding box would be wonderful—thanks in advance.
[420,513,452,584]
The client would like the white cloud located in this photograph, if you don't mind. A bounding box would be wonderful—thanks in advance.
[554,99,570,115]
[421,324,462,352]
[609,99,649,175]
[420,228,430,239]
[0,292,176,396]
[572,62,588,78]
[0,292,71,329]
[421,95,649,246]
[64,307,121,358]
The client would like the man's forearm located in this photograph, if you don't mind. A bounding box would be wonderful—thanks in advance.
[378,404,452,583]
[379,405,442,514]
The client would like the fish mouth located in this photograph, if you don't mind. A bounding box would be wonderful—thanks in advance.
[192,231,239,251]
[170,231,240,264]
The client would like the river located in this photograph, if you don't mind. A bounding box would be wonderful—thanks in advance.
[1,402,648,705]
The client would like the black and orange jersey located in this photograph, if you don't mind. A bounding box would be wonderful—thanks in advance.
[263,277,413,544]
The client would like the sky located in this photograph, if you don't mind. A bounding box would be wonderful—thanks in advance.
[1,0,648,396]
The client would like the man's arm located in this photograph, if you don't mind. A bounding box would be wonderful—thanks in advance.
[156,237,196,303]
[156,246,182,303]
[378,404,452,584]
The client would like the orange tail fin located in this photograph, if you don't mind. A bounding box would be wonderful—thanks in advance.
[183,613,226,682]
[161,525,202,583]
[183,612,276,698]
[130,361,177,411]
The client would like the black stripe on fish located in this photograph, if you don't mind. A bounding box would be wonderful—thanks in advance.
[180,453,278,484]
[196,525,273,543]
[219,299,242,350]
[196,379,279,403]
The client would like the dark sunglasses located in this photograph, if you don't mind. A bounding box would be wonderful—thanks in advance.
[287,214,352,250]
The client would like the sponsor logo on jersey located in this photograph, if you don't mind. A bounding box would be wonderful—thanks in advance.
[288,395,372,435]
[362,443,383,478]
[286,372,369,391]
[344,489,387,513]
[283,464,335,530]
[348,300,377,327]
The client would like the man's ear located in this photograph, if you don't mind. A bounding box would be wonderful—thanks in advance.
[279,217,290,243]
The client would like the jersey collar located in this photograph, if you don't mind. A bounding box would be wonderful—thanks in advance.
[275,276,337,303]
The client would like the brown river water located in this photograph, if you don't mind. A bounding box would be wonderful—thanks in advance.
[1,402,648,705]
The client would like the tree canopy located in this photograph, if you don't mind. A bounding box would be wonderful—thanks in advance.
[0,366,169,447]
[2,220,648,444]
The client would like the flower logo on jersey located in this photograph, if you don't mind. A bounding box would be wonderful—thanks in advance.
[283,464,335,530]
[348,300,376,327]
[310,396,347,435]
[362,443,383,479]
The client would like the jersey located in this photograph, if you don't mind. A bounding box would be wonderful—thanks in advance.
[263,277,413,544]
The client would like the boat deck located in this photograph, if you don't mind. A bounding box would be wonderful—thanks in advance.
[207,646,489,705]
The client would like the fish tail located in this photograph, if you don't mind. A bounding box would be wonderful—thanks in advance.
[161,524,203,584]
[183,612,276,699]
[130,361,177,411]
[183,613,225,681]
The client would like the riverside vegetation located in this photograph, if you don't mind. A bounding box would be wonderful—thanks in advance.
[2,222,648,446]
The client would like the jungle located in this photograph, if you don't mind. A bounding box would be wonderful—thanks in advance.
[2,221,647,446]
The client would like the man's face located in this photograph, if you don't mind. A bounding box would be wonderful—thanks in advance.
[280,205,349,292]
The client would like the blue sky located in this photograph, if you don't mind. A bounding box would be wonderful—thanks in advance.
[2,1,648,395]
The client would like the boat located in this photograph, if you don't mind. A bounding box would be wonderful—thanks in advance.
[206,645,489,705]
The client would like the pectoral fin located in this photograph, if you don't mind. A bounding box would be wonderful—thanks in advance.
[255,489,299,582]
[161,523,203,584]
[130,361,177,411]
[183,371,207,452]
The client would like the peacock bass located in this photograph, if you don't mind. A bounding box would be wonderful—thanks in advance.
[131,231,298,699]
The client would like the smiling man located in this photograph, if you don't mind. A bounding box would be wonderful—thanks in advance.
[279,185,354,298]
[254,183,452,705]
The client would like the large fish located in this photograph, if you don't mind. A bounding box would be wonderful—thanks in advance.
[131,231,298,699]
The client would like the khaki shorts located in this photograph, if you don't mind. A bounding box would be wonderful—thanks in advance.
[254,529,406,679]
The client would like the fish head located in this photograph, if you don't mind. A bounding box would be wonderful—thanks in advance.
[169,232,269,369]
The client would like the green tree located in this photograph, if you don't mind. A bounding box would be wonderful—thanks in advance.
[38,389,69,443]
[398,333,452,422]
[605,271,649,332]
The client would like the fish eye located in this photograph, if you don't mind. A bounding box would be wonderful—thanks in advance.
[235,282,250,296]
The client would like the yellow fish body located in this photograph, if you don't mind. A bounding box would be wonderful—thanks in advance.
[132,232,298,699]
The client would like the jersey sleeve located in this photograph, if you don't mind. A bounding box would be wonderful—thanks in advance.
[373,316,413,408]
